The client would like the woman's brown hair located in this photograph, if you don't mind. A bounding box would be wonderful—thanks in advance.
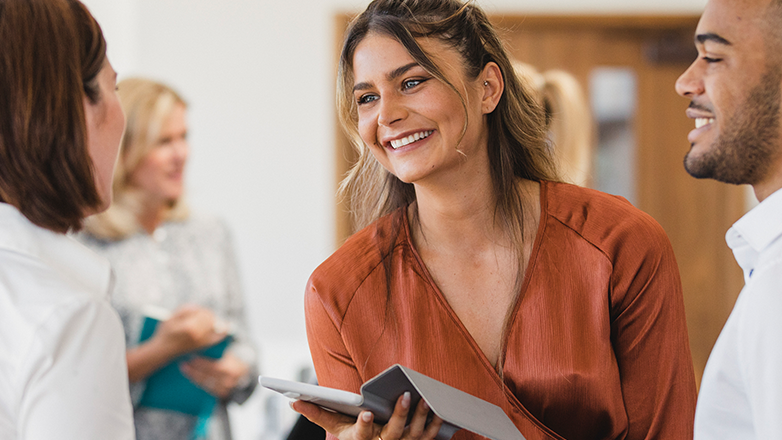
[338,0,560,373]
[0,0,107,232]
[338,0,559,240]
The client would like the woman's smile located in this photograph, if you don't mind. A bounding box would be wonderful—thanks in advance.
[353,33,487,185]
[385,129,435,150]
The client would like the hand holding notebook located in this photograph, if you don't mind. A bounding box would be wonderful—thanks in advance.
[137,305,234,416]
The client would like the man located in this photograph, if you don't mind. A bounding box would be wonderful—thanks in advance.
[676,0,782,438]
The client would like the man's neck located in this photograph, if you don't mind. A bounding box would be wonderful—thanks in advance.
[753,156,782,202]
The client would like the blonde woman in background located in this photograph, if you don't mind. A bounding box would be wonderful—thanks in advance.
[513,61,595,187]
[79,78,258,440]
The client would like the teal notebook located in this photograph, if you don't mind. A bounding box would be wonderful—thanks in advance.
[137,307,233,416]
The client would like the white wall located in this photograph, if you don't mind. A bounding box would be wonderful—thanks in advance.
[81,0,707,438]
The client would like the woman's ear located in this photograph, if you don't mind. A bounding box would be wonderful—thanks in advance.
[480,62,504,114]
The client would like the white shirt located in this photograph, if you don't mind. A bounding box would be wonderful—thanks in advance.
[695,188,782,439]
[0,203,134,440]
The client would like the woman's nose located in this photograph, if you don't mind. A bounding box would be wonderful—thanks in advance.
[377,95,407,127]
[173,139,189,163]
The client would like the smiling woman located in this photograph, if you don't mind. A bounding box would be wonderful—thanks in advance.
[294,1,698,440]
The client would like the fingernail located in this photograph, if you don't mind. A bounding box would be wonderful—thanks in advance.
[421,399,429,411]
[401,391,411,409]
[361,411,373,422]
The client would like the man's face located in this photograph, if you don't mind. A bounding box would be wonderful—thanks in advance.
[675,0,782,187]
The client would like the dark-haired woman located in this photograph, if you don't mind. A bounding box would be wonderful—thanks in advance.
[0,0,133,438]
[293,1,697,440]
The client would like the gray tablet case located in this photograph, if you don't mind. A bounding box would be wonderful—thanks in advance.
[264,364,525,440]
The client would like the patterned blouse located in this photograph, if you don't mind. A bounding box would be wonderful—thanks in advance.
[78,213,258,440]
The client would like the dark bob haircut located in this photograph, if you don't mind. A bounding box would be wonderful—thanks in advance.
[0,0,107,232]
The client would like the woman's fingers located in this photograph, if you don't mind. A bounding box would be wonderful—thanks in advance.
[402,396,434,438]
[291,400,377,439]
[291,393,439,440]
[380,392,412,439]
[421,413,443,440]
[353,411,377,440]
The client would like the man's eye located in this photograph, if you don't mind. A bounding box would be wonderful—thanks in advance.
[357,94,378,105]
[702,56,722,63]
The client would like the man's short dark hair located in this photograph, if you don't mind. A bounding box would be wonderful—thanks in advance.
[0,0,107,232]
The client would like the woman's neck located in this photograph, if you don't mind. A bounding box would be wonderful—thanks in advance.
[410,157,505,251]
[137,200,167,235]
[410,168,541,255]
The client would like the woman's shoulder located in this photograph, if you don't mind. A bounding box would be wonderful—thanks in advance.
[542,181,671,255]
[307,210,404,300]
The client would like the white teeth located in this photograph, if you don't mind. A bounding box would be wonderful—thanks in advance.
[390,130,434,149]
[695,118,715,129]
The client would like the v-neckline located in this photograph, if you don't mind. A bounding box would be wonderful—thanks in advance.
[401,181,550,375]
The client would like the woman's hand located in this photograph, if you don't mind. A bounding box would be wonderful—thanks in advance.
[292,392,443,440]
[126,304,228,382]
[180,352,249,399]
[153,304,226,357]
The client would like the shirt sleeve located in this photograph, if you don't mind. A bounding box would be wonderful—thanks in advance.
[737,259,782,439]
[609,219,697,439]
[307,280,359,375]
[304,276,365,426]
[18,298,135,440]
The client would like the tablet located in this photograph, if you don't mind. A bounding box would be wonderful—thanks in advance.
[260,365,525,440]
[259,376,368,419]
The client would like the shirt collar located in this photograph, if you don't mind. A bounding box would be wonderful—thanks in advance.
[726,188,782,279]
[0,203,112,297]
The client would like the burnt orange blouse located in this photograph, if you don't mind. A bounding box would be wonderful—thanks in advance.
[305,181,696,440]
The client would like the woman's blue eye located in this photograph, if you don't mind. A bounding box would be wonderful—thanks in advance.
[403,79,422,90]
[357,94,378,105]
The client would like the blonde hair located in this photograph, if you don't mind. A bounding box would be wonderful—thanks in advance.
[513,61,595,187]
[83,78,189,239]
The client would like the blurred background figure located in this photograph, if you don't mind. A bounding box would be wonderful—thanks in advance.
[78,78,258,440]
[513,61,595,187]
[0,0,134,438]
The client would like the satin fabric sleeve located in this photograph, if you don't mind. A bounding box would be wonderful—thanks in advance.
[305,276,367,440]
[304,276,365,392]
[609,214,697,439]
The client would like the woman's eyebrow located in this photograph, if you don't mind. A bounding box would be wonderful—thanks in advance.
[386,62,420,81]
[352,62,421,93]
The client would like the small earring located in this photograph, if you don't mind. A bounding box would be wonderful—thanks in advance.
[484,81,489,86]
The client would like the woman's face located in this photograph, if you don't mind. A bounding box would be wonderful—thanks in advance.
[84,59,125,213]
[351,33,496,186]
[129,103,189,206]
